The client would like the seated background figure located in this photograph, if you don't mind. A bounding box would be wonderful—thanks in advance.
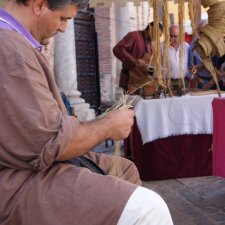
[188,19,211,90]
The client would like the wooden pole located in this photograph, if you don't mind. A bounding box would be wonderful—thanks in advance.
[194,0,201,26]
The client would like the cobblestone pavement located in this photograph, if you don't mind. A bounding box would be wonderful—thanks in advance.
[143,176,225,225]
[93,142,225,225]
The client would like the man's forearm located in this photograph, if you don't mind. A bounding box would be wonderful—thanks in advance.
[57,109,134,161]
[56,117,111,161]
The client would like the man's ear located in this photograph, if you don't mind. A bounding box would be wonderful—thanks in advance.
[33,0,48,15]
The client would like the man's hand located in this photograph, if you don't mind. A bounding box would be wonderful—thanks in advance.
[104,109,135,140]
[135,59,148,69]
[189,64,204,78]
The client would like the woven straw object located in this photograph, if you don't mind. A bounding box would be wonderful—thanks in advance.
[194,0,225,96]
[201,0,219,8]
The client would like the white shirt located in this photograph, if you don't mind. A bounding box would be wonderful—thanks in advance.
[161,42,189,79]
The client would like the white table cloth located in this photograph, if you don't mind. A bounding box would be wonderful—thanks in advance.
[134,94,224,144]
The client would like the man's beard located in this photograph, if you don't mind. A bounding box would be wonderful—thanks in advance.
[40,38,51,46]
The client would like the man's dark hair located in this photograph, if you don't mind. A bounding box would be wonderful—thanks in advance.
[16,0,88,10]
[146,22,163,32]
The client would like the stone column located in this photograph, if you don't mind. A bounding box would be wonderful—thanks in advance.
[138,2,153,29]
[111,3,133,100]
[54,19,95,121]
[112,2,152,100]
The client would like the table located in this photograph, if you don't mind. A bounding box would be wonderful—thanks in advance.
[126,94,223,181]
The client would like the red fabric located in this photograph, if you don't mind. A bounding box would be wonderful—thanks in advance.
[212,98,225,178]
[185,33,193,44]
[113,31,148,69]
[126,120,212,181]
[113,30,152,89]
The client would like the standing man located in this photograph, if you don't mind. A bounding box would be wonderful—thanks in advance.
[113,22,163,92]
[164,25,189,80]
[167,25,189,80]
[161,25,189,94]
[0,1,173,225]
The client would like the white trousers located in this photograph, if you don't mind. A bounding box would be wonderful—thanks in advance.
[117,186,174,225]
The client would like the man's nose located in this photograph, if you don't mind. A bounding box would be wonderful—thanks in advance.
[59,21,68,33]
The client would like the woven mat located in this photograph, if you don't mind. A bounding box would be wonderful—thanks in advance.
[189,90,224,96]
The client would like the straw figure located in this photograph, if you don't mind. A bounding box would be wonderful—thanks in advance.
[194,0,225,96]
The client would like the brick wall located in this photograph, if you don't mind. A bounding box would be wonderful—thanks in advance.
[95,5,115,103]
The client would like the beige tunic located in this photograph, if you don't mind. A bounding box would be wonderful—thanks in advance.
[0,30,139,225]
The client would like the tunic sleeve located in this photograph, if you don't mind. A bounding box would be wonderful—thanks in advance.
[113,32,139,69]
[0,32,79,171]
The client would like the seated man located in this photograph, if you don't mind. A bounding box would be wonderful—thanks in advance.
[188,20,225,91]
[203,54,225,91]
[0,1,173,225]
[188,20,212,89]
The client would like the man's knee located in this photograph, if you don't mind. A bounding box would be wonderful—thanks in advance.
[117,157,142,185]
[117,186,173,225]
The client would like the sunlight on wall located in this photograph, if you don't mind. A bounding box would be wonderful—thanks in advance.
[168,2,207,34]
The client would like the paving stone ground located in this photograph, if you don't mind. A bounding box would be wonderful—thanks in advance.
[143,176,225,225]
[93,142,225,225]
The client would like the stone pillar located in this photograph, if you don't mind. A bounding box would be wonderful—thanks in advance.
[54,19,95,121]
[112,2,152,100]
[111,3,131,100]
[138,1,153,29]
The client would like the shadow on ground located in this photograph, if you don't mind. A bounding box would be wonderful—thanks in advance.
[143,176,225,225]
[93,142,225,225]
